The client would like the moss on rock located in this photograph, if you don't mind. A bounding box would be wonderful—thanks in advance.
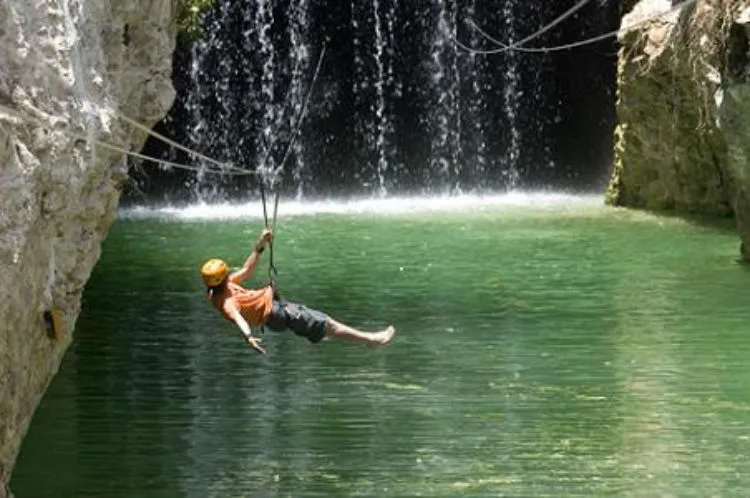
[607,0,750,260]
[606,1,733,216]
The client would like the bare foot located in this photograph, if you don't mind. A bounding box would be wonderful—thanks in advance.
[372,325,396,346]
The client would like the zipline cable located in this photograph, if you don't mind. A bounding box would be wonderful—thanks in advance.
[114,60,306,177]
[449,0,592,55]
[499,0,593,53]
[115,59,303,176]
[0,104,257,177]
[85,135,257,175]
[5,44,326,194]
[12,42,246,176]
[113,110,240,171]
[454,0,696,55]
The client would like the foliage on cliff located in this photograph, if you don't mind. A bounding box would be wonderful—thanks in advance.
[175,0,217,41]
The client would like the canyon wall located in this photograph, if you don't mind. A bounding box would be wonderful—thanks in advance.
[0,1,178,495]
[607,0,750,260]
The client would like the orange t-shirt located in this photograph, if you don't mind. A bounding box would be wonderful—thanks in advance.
[216,282,274,326]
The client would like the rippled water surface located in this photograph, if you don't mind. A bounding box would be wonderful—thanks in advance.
[12,195,750,497]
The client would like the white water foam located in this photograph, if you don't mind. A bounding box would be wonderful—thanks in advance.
[119,191,605,221]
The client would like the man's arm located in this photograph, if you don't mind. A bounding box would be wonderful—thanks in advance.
[229,228,273,284]
[224,300,266,354]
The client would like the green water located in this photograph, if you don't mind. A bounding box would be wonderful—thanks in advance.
[11,199,750,497]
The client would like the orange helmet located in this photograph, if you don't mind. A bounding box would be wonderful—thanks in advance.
[200,258,229,287]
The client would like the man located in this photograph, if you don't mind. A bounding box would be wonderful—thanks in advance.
[201,228,396,354]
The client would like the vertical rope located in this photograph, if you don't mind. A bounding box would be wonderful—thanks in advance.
[257,43,327,285]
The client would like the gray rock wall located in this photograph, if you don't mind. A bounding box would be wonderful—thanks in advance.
[0,0,177,492]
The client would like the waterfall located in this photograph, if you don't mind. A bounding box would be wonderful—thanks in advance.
[464,0,487,192]
[447,3,462,194]
[186,40,211,199]
[348,0,395,196]
[384,1,400,102]
[501,0,522,190]
[180,0,310,202]
[428,0,461,194]
[253,0,277,183]
[372,0,388,197]
[146,0,566,204]
[183,0,234,202]
[350,0,370,190]
[288,0,311,200]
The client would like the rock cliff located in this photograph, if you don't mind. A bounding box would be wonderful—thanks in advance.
[0,1,177,495]
[606,0,750,260]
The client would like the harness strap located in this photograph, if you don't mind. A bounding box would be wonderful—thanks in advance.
[259,179,279,284]
[258,281,283,336]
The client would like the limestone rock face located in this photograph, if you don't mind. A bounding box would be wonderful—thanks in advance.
[719,5,750,260]
[0,0,177,492]
[607,0,750,259]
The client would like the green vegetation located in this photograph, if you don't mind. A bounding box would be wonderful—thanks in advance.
[175,0,217,41]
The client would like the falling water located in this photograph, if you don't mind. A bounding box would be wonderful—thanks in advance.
[186,41,210,198]
[180,0,312,202]
[429,1,462,193]
[522,2,559,181]
[350,0,371,189]
[253,0,277,183]
[383,0,400,188]
[372,0,388,197]
[447,4,462,193]
[184,0,233,202]
[288,0,311,199]
[384,2,401,102]
[156,0,556,203]
[348,0,394,196]
[464,0,487,190]
[501,0,522,189]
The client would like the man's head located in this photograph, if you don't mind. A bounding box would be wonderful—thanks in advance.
[201,258,229,287]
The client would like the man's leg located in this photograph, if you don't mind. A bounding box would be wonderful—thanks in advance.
[324,318,396,346]
[282,301,396,346]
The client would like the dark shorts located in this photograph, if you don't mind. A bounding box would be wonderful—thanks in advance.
[263,299,329,343]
